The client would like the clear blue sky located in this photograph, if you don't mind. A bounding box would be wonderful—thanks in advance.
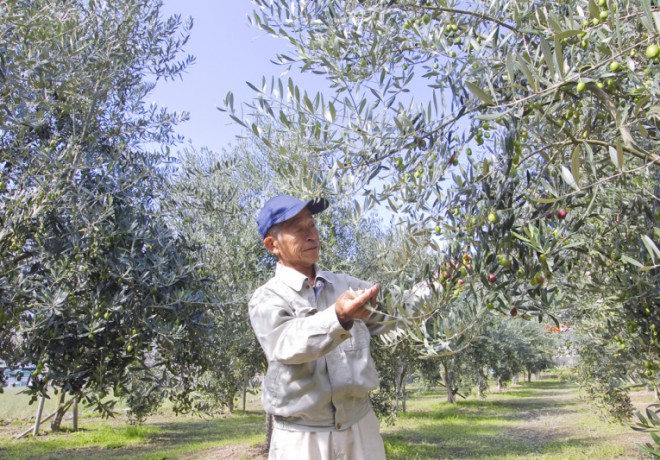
[151,1,294,153]
[150,1,397,225]
[151,1,436,156]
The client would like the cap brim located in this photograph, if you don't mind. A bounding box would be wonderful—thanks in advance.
[305,197,329,215]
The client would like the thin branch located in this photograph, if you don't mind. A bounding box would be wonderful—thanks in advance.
[411,5,528,35]
[531,156,660,202]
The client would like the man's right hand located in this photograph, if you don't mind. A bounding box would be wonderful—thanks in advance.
[335,284,380,325]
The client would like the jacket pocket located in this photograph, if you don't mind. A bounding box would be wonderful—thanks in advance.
[343,321,370,351]
[264,364,283,401]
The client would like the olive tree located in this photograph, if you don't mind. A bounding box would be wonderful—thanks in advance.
[224,0,659,421]
[166,143,273,413]
[0,0,217,430]
[414,315,556,402]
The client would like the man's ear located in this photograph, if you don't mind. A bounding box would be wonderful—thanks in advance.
[263,235,278,255]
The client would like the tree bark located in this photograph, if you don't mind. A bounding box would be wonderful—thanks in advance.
[72,397,78,431]
[477,376,485,398]
[228,393,235,413]
[402,378,407,413]
[443,363,456,404]
[50,392,73,432]
[394,357,408,415]
[242,372,248,412]
[265,413,274,452]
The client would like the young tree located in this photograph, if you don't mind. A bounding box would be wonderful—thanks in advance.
[0,0,214,429]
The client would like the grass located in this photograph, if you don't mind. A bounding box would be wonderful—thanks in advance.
[382,380,651,460]
[0,386,64,421]
[0,376,655,459]
[0,413,266,460]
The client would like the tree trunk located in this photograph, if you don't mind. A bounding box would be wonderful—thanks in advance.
[394,375,400,415]
[394,357,408,415]
[497,376,503,392]
[402,379,407,413]
[513,373,519,385]
[50,392,73,432]
[72,398,78,431]
[242,372,248,412]
[265,413,274,452]
[443,364,456,404]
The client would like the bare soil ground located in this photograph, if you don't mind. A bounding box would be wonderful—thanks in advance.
[179,444,268,460]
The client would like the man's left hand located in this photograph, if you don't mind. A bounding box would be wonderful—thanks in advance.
[335,284,380,323]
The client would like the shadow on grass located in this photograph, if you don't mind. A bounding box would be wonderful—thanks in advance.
[0,413,266,460]
[383,379,596,459]
[402,385,579,423]
[515,379,576,390]
[384,429,625,460]
[148,414,263,445]
[400,400,578,424]
[383,406,595,460]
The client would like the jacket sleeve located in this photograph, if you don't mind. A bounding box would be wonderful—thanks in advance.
[248,286,350,365]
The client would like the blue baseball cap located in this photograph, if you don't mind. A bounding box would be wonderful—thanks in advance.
[257,195,329,239]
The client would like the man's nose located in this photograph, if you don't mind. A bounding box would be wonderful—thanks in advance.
[306,229,318,240]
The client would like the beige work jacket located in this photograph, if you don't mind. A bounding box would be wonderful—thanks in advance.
[248,263,393,431]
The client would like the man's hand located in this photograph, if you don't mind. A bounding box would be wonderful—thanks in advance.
[335,284,380,325]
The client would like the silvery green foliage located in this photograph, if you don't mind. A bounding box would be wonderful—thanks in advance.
[166,143,273,413]
[632,403,660,458]
[225,0,659,423]
[0,0,215,422]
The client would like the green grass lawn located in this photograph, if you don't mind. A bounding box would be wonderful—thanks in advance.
[0,377,655,459]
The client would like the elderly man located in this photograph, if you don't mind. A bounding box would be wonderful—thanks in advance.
[249,194,392,460]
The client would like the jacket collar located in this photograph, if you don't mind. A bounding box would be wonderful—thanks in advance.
[274,263,335,291]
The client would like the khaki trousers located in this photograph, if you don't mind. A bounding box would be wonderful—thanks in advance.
[268,410,386,460]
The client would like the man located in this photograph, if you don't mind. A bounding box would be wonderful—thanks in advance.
[249,194,393,460]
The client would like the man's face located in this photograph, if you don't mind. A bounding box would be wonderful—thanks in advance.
[266,208,321,272]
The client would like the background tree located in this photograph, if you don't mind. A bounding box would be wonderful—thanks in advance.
[166,143,273,413]
[225,0,659,423]
[0,0,216,429]
[413,314,557,402]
